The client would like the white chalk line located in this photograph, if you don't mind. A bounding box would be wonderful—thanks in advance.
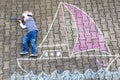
[17,54,120,73]
[39,50,63,59]
[61,2,71,57]
[38,44,67,47]
[17,55,120,61]
[38,2,62,47]
[63,3,78,55]
[17,59,27,73]
[106,55,119,71]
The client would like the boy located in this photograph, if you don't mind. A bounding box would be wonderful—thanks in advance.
[19,11,38,57]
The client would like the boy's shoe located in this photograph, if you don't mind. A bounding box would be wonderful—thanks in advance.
[20,52,28,55]
[30,54,37,57]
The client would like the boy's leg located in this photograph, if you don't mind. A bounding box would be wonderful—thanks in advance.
[30,30,38,56]
[22,33,29,53]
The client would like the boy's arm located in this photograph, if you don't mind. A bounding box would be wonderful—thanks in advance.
[19,20,26,29]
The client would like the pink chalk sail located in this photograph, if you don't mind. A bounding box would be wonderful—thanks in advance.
[64,3,109,53]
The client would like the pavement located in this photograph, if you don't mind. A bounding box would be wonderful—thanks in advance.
[0,0,120,80]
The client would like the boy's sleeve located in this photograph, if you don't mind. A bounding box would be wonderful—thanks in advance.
[20,23,27,29]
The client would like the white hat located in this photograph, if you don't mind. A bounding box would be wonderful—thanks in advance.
[28,12,33,16]
[22,13,27,17]
[22,12,29,20]
[22,11,33,17]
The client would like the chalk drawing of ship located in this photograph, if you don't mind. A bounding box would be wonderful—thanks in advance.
[37,2,110,58]
[17,2,113,72]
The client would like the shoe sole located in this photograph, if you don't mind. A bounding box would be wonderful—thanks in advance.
[20,52,28,55]
[30,55,37,57]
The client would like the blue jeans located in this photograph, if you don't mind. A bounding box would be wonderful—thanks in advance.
[22,30,38,54]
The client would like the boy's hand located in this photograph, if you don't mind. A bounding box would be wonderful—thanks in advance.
[18,20,22,23]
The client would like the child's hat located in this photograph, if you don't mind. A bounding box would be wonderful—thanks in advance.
[22,13,27,17]
[22,11,33,17]
[28,12,33,16]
